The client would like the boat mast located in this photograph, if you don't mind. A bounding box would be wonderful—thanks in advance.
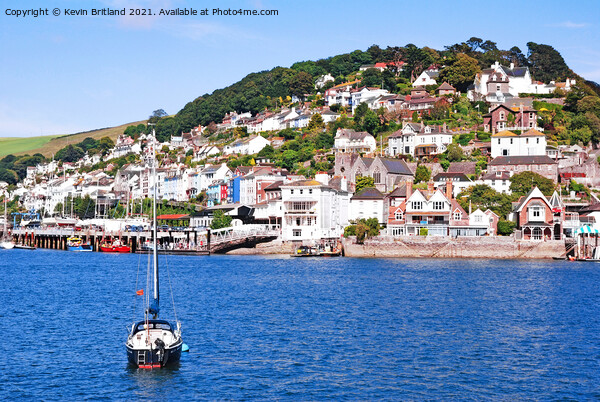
[151,127,159,318]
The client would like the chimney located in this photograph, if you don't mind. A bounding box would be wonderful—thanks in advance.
[341,176,347,192]
[445,178,453,200]
[427,179,434,195]
[442,122,447,133]
[510,62,515,70]
[406,179,412,199]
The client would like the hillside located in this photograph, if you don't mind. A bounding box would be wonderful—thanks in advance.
[0,120,146,158]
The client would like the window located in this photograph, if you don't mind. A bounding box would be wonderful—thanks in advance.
[499,112,505,120]
[309,189,313,194]
[510,138,513,144]
[300,189,303,195]
[496,84,501,91]
[474,215,482,222]
[537,138,539,144]
[293,229,301,237]
[412,201,422,210]
[497,139,501,144]
[373,172,381,184]
[453,211,462,220]
[433,201,444,210]
[395,211,403,221]
[290,189,294,194]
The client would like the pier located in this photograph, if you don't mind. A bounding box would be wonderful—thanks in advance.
[10,224,280,254]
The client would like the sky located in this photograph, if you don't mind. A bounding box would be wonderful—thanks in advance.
[1,0,599,137]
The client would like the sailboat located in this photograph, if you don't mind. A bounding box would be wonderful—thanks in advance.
[0,197,14,249]
[126,129,183,368]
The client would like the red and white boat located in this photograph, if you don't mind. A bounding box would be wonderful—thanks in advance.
[99,238,130,253]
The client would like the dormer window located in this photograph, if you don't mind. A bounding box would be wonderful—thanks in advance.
[453,211,462,220]
[395,211,403,221]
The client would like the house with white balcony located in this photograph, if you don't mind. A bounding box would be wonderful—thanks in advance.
[280,178,350,242]
[388,123,453,157]
[333,129,376,153]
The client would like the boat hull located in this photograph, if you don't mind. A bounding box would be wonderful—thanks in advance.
[126,342,182,368]
[100,245,131,253]
[68,245,93,252]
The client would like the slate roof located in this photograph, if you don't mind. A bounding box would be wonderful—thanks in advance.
[379,158,413,175]
[481,171,511,180]
[352,187,385,200]
[447,162,477,175]
[433,172,471,182]
[489,155,557,165]
[388,183,408,198]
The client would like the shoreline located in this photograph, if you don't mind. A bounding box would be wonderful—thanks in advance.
[226,237,567,259]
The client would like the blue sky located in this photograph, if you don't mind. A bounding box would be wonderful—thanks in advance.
[1,0,599,137]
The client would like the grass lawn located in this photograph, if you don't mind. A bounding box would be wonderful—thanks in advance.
[0,120,146,158]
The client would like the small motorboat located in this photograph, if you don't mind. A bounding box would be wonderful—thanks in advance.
[67,236,93,252]
[100,239,130,253]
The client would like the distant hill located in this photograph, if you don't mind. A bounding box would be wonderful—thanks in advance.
[0,120,146,158]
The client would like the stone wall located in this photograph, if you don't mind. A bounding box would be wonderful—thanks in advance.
[342,236,565,259]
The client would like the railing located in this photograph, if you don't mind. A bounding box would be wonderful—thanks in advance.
[210,224,281,245]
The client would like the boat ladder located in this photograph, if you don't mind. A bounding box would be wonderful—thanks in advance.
[137,351,146,365]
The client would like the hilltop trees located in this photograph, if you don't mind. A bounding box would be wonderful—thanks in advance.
[438,53,481,92]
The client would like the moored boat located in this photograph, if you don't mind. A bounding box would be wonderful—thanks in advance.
[100,239,130,253]
[67,236,93,252]
[125,128,183,368]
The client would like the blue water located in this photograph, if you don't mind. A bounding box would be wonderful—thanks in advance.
[1,249,600,400]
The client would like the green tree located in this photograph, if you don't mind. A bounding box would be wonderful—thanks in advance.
[570,126,592,145]
[509,171,555,196]
[355,176,374,193]
[288,71,314,99]
[527,42,572,83]
[457,184,514,219]
[307,113,325,131]
[438,53,481,92]
[210,209,232,229]
[414,165,431,183]
[446,143,464,162]
[440,159,450,171]
[497,220,516,236]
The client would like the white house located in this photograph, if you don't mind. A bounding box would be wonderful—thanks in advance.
[315,74,334,89]
[349,187,387,225]
[412,66,439,87]
[479,171,512,194]
[333,129,376,153]
[280,178,350,242]
[469,62,536,101]
[223,135,270,156]
[387,123,453,157]
[490,129,547,158]
[324,80,360,107]
[350,87,390,113]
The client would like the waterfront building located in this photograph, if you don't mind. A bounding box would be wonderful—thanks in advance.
[510,186,559,240]
[349,187,387,225]
[280,178,350,242]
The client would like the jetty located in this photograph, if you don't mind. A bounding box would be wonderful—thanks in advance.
[9,224,280,255]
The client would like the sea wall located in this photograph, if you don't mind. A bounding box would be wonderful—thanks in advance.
[226,239,294,255]
[342,236,565,259]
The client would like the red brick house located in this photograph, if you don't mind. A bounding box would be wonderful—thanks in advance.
[512,187,556,240]
[483,102,539,133]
